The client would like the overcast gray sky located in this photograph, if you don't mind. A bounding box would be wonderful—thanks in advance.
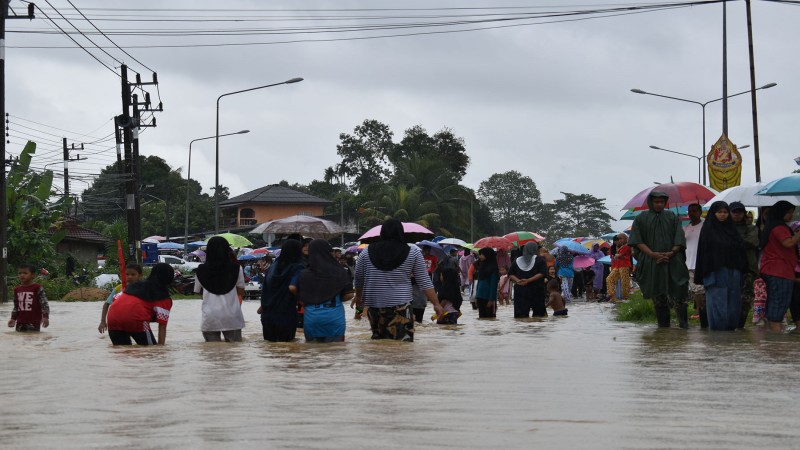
[5,0,798,234]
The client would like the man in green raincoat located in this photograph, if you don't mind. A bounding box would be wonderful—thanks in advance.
[628,191,690,328]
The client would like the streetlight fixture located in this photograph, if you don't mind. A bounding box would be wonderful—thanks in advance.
[631,82,777,185]
[185,130,249,253]
[214,77,304,233]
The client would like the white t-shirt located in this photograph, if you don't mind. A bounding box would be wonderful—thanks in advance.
[195,267,246,332]
[683,221,703,270]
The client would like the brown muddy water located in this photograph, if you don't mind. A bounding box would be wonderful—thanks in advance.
[1,299,799,449]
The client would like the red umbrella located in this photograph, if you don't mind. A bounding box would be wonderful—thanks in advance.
[473,236,514,250]
[622,182,716,210]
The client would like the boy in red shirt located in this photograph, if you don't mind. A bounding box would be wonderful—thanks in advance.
[606,234,633,302]
[7,264,50,332]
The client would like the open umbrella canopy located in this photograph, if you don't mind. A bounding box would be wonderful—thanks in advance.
[437,237,468,247]
[359,222,434,244]
[551,240,590,255]
[416,240,445,260]
[187,240,207,247]
[157,241,183,250]
[250,214,344,239]
[473,236,514,250]
[214,233,253,248]
[598,255,638,266]
[502,231,545,246]
[145,235,166,242]
[573,256,595,269]
[623,182,716,211]
[238,253,261,261]
[756,174,800,196]
[705,181,800,207]
[600,232,620,241]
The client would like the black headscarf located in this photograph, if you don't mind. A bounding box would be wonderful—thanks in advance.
[368,219,410,271]
[195,236,240,295]
[297,239,352,306]
[261,239,304,311]
[694,201,747,284]
[125,262,174,301]
[759,200,796,249]
[477,247,498,280]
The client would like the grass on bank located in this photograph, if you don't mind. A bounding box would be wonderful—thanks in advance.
[615,291,753,325]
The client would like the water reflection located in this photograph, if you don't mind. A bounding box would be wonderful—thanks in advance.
[1,300,799,448]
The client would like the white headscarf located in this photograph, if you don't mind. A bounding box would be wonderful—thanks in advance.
[515,242,538,272]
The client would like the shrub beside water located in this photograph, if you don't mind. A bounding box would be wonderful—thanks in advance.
[615,292,656,322]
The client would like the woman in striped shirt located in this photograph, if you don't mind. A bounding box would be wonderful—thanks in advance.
[353,219,444,341]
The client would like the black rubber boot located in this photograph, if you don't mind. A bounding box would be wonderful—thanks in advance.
[655,304,671,328]
[677,304,689,329]
[699,307,708,329]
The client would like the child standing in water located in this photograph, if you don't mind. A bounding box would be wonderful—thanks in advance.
[98,263,143,334]
[546,278,568,316]
[435,267,463,324]
[8,264,49,332]
[497,266,511,305]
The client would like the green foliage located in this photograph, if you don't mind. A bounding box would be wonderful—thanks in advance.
[332,119,395,193]
[477,170,544,234]
[6,141,72,269]
[540,192,614,240]
[390,125,470,181]
[614,292,655,322]
[80,155,226,239]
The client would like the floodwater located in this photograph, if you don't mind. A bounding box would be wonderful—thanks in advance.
[2,298,799,449]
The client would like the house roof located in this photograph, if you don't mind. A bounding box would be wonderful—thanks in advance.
[52,218,108,244]
[220,184,332,207]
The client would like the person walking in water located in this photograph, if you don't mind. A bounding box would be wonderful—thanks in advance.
[628,191,690,328]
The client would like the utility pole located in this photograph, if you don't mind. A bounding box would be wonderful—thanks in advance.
[0,1,34,303]
[118,65,162,263]
[61,139,85,200]
[745,0,762,182]
[722,1,728,135]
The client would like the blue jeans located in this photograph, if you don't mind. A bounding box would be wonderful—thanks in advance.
[704,268,742,331]
[763,274,794,323]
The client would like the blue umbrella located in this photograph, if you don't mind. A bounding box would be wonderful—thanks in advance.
[551,240,590,255]
[756,174,800,196]
[416,240,445,260]
[600,232,619,241]
[238,253,261,261]
[188,240,207,247]
[598,255,637,265]
[553,237,576,247]
[157,242,183,250]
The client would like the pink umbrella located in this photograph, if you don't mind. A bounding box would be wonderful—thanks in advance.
[473,236,514,251]
[623,182,716,210]
[359,222,434,244]
[573,256,596,269]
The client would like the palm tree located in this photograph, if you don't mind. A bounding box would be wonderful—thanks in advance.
[360,184,441,230]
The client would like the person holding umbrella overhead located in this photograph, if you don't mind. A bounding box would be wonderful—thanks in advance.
[628,192,690,328]
[353,219,444,341]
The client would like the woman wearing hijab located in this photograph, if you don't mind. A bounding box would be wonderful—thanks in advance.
[295,239,354,343]
[694,201,747,331]
[588,243,605,300]
[509,242,548,318]
[759,200,800,332]
[353,219,443,342]
[259,239,305,342]
[107,263,175,345]
[459,251,474,293]
[194,236,245,342]
[555,246,575,303]
[475,247,500,318]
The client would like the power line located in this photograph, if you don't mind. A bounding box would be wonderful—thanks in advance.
[64,0,156,73]
[32,2,120,76]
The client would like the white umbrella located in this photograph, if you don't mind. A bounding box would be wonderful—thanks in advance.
[703,181,800,208]
[250,215,344,239]
[438,237,468,247]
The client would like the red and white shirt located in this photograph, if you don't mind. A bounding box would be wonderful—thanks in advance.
[107,292,172,333]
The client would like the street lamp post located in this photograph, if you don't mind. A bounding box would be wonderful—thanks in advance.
[185,130,249,253]
[650,144,750,185]
[631,82,776,185]
[214,77,303,233]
